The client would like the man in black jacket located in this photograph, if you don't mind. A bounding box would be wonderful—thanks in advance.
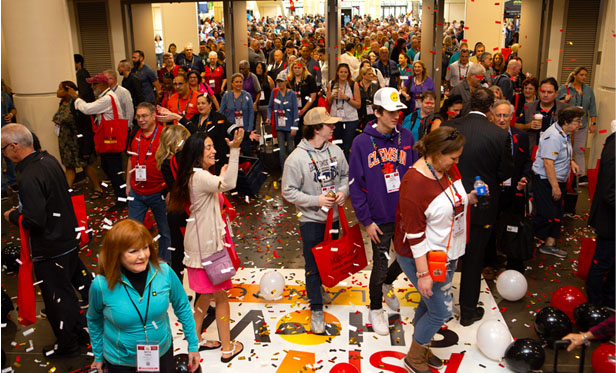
[587,130,615,308]
[2,124,90,358]
[118,59,145,110]
[444,89,513,326]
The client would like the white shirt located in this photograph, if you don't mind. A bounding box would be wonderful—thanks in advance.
[74,89,124,124]
[339,52,361,80]
[111,84,134,126]
[446,61,474,88]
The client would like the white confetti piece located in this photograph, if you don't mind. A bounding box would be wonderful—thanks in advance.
[75,226,86,232]
[126,151,137,155]
[348,325,357,331]
[59,321,63,330]
[52,213,61,217]
[186,218,195,222]
[102,224,113,230]
[33,280,43,286]
[153,234,161,242]
[245,196,250,203]
[120,184,127,189]
[15,259,22,265]
[231,192,238,196]
[331,247,338,252]
[193,168,203,172]
[78,285,85,290]
[167,247,176,251]
[126,196,135,201]
[68,188,73,193]
[76,134,83,138]
[45,349,54,356]
[329,229,339,234]
[104,218,113,226]
[152,321,158,329]
[101,182,108,187]
[117,197,127,202]
[22,328,35,336]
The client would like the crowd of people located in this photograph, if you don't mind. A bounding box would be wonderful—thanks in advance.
[1,12,611,373]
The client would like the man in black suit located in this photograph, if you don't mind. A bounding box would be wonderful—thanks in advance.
[587,130,615,308]
[444,88,514,326]
[484,100,532,274]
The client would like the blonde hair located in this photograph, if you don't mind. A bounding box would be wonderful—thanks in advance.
[358,66,375,81]
[489,85,504,101]
[155,125,190,169]
[566,66,588,84]
[412,61,428,82]
[289,60,310,81]
[98,219,160,290]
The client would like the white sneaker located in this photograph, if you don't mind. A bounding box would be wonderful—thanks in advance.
[311,310,326,334]
[369,309,390,336]
[382,284,400,311]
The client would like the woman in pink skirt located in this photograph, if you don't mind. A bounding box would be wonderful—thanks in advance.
[168,128,244,363]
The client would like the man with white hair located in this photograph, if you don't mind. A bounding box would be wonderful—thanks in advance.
[493,59,522,102]
[449,63,486,116]
[203,50,226,102]
[175,42,205,73]
[103,69,134,126]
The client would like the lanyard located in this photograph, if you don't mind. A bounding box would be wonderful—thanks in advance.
[425,161,462,211]
[231,92,244,110]
[411,79,423,95]
[123,282,152,342]
[370,132,401,174]
[136,125,159,165]
[177,90,194,116]
[458,63,469,79]
[566,84,584,108]
[306,148,336,186]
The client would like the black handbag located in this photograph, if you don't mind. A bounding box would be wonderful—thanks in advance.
[496,187,534,261]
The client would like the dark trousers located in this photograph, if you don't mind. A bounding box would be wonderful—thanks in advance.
[100,152,126,202]
[333,120,359,160]
[586,237,616,308]
[168,210,188,281]
[532,174,565,240]
[105,343,175,372]
[368,223,402,309]
[299,221,338,311]
[33,249,87,350]
[459,224,492,317]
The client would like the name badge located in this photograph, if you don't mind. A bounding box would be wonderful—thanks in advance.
[366,104,374,115]
[321,185,336,195]
[135,166,147,182]
[453,213,465,237]
[277,110,286,126]
[209,79,216,87]
[503,178,512,187]
[234,111,244,126]
[296,93,302,107]
[136,343,160,372]
[383,77,390,86]
[384,171,401,193]
[415,99,421,109]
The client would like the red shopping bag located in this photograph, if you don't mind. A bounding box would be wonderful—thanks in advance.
[17,217,37,326]
[575,238,596,281]
[311,205,367,288]
[91,95,128,153]
[71,194,90,248]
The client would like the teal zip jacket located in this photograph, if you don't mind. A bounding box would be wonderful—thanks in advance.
[87,262,198,365]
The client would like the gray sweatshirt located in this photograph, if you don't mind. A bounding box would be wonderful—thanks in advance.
[281,138,349,223]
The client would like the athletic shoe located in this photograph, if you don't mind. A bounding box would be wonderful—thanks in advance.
[539,245,568,258]
[382,284,400,311]
[369,309,390,336]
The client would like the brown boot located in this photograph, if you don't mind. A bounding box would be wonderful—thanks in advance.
[403,338,431,373]
[426,347,444,369]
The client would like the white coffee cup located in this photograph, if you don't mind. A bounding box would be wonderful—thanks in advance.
[534,113,543,121]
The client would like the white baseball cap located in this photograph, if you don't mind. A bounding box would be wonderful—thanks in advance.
[374,87,407,111]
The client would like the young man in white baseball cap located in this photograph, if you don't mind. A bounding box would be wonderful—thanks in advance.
[349,87,419,335]
[281,107,350,334]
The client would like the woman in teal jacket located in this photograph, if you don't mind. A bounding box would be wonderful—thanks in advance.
[87,219,200,372]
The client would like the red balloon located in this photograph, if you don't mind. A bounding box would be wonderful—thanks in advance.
[550,286,587,323]
[330,362,359,373]
[592,343,616,373]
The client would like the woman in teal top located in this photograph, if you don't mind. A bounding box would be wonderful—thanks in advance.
[88,219,200,372]
[557,66,597,177]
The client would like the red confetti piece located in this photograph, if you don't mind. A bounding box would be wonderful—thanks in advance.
[560,29,564,32]
[494,2,500,4]
[495,20,502,24]
[464,26,469,30]
[429,50,436,55]
[580,147,585,152]
[493,47,499,51]
[599,129,608,133]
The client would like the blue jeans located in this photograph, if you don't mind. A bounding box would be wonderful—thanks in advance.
[300,221,338,311]
[128,189,171,262]
[277,131,295,169]
[333,120,359,160]
[2,154,16,193]
[397,253,457,345]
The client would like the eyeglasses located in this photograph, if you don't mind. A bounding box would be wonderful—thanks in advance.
[494,114,511,119]
[1,143,15,153]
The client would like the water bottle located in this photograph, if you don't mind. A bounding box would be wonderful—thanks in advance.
[473,176,489,209]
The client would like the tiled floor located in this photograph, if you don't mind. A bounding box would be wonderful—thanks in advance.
[0,169,604,372]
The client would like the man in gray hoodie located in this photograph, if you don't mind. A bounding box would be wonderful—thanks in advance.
[282,107,349,334]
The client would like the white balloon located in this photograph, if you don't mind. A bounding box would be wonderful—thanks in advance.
[259,271,285,300]
[496,270,527,301]
[476,320,513,361]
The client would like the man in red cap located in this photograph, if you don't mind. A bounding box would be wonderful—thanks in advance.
[71,73,127,212]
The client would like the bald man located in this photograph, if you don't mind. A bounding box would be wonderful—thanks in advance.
[175,42,205,73]
[494,59,522,102]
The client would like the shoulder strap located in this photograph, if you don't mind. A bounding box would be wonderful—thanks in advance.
[108,95,119,120]
[409,111,419,131]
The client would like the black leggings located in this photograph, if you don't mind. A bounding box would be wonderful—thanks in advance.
[104,344,174,372]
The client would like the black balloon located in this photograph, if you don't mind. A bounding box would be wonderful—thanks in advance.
[504,338,546,373]
[574,303,610,331]
[534,306,572,347]
[174,353,202,373]
[2,246,20,273]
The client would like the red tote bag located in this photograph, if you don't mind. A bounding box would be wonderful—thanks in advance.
[17,217,37,326]
[311,205,367,288]
[91,95,128,153]
[71,194,90,248]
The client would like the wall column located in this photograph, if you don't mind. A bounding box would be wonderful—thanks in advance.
[517,0,543,78]
[464,0,505,52]
[420,0,436,77]
[1,0,76,161]
[160,2,199,56]
[130,3,156,69]
[326,0,341,80]
[223,0,249,87]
